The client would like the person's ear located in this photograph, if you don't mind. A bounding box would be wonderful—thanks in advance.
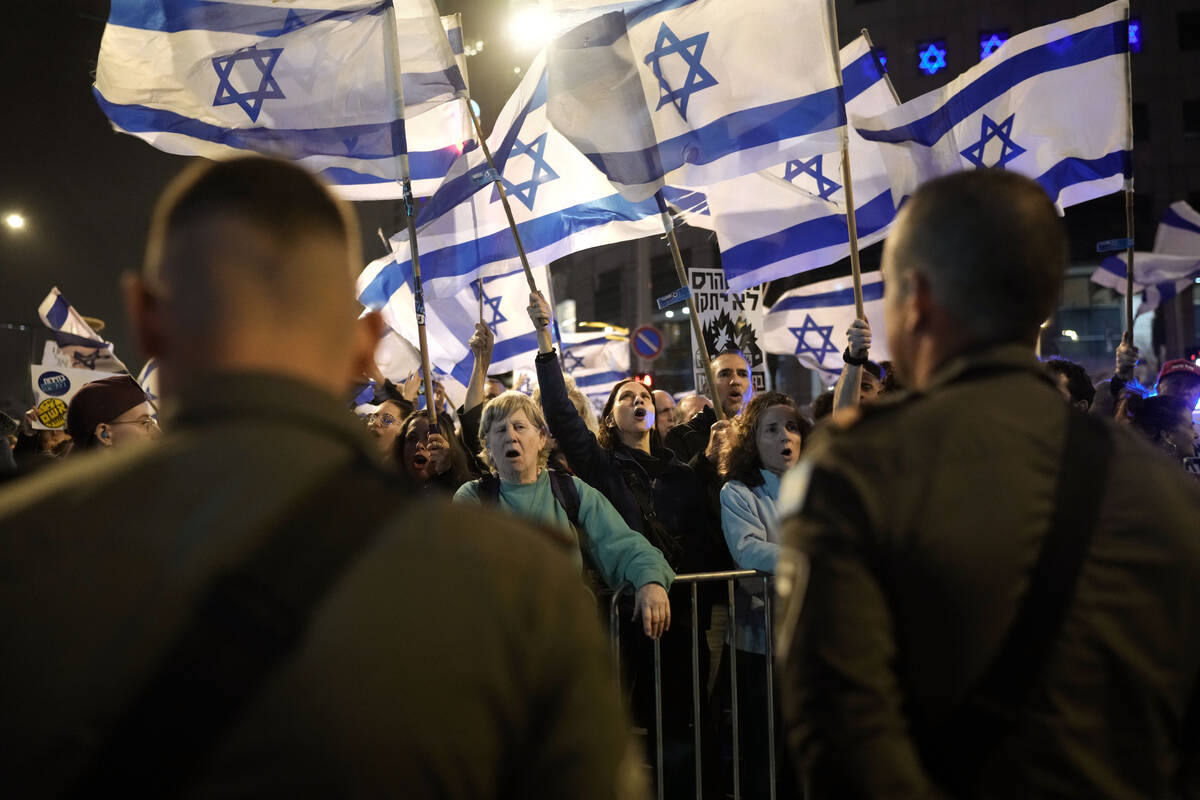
[123,272,166,360]
[901,269,934,335]
[349,310,385,384]
[95,423,113,447]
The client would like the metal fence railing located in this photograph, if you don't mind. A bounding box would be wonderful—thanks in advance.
[610,569,777,800]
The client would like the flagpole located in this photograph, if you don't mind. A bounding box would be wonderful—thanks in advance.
[465,102,539,293]
[828,1,865,321]
[540,262,569,360]
[383,1,437,422]
[1122,5,1136,339]
[657,192,725,420]
[859,28,902,106]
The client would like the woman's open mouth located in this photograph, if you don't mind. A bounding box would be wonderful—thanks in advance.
[633,407,647,419]
[413,454,428,467]
[780,447,793,459]
[505,448,520,458]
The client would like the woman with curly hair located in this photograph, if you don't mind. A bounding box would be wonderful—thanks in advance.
[719,390,811,798]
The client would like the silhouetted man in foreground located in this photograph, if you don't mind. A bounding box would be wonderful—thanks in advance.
[777,170,1200,799]
[0,157,641,798]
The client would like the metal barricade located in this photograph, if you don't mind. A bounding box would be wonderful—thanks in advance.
[610,570,777,800]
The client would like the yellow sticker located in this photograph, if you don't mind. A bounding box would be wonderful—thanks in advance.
[37,397,68,429]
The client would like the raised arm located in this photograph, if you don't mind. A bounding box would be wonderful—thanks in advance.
[527,292,610,483]
[833,318,871,412]
[464,322,495,414]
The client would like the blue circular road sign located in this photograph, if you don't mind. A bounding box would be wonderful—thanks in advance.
[632,325,664,360]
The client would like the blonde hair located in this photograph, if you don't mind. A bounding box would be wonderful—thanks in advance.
[477,390,550,472]
[533,374,599,434]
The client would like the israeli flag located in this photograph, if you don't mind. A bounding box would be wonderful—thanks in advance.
[762,272,889,385]
[543,0,844,202]
[37,287,129,373]
[560,331,631,408]
[94,0,470,198]
[707,36,898,292]
[854,1,1131,211]
[359,250,556,398]
[361,51,673,302]
[1091,201,1200,315]
[442,13,469,92]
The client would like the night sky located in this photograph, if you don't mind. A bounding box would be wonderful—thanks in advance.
[0,0,522,396]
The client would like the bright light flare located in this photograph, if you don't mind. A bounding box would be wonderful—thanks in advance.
[4,213,25,230]
[508,4,557,51]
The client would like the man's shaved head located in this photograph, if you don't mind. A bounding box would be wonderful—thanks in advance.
[132,157,375,393]
[885,169,1067,347]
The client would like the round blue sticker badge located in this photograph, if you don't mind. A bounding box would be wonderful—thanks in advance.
[37,371,71,397]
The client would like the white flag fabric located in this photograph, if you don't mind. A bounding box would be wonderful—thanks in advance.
[1091,201,1200,315]
[441,13,469,92]
[762,272,889,385]
[559,331,631,409]
[37,288,129,374]
[707,36,898,292]
[359,253,555,397]
[853,1,1130,210]
[94,0,469,198]
[361,51,672,303]
[544,1,844,201]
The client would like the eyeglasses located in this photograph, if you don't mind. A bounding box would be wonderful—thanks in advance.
[111,416,160,431]
[369,413,398,428]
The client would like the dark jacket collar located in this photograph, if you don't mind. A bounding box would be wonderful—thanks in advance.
[164,371,371,450]
[924,342,1056,394]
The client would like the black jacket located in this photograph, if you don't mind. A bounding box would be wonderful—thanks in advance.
[535,352,730,576]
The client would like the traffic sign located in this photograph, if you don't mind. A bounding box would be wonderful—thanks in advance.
[632,325,664,360]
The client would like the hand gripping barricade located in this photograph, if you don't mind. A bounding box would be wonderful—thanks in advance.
[610,570,778,800]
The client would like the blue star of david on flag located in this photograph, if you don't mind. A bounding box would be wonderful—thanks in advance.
[258,9,306,37]
[783,155,841,201]
[960,113,1026,169]
[643,23,719,121]
[562,350,586,373]
[491,133,559,212]
[790,315,838,364]
[212,46,285,123]
[477,285,507,335]
[979,33,1007,59]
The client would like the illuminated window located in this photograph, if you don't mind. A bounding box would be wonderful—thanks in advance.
[1128,17,1142,53]
[917,39,947,75]
[979,30,1008,59]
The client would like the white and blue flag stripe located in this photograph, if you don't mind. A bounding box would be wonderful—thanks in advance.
[853,1,1130,211]
[94,0,470,198]
[1091,201,1200,316]
[707,37,898,292]
[360,51,689,304]
[763,272,889,385]
[544,0,844,202]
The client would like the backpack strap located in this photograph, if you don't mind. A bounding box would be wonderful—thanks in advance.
[66,456,410,796]
[934,409,1113,792]
[546,468,582,530]
[478,472,501,505]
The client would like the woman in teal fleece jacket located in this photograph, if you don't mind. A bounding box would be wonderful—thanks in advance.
[454,390,674,639]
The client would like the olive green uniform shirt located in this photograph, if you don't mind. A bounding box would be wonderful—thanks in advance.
[777,344,1200,799]
[0,372,641,799]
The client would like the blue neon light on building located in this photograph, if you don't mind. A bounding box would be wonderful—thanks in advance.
[917,40,947,75]
[979,31,1008,59]
[1128,18,1142,53]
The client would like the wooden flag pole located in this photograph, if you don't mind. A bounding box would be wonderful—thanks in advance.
[859,28,901,105]
[827,0,865,322]
[1122,5,1136,339]
[658,193,724,420]
[383,3,437,422]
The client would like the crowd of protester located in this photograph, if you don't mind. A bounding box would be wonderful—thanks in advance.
[1,159,1199,798]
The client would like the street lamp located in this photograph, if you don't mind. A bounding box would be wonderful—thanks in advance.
[508,4,557,51]
[4,212,25,230]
